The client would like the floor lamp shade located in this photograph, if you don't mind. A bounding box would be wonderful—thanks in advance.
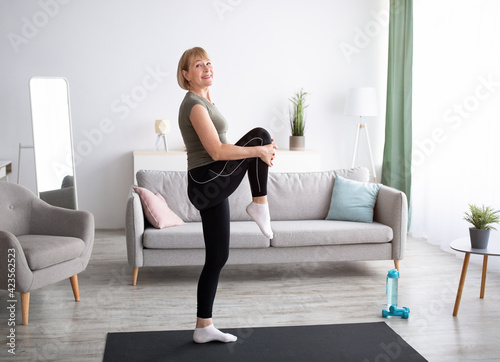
[344,87,379,117]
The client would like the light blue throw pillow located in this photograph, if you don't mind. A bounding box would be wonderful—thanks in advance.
[326,175,381,223]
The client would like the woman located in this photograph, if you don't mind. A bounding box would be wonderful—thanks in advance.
[177,47,277,344]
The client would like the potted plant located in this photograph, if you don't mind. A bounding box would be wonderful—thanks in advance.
[463,204,500,249]
[289,88,309,150]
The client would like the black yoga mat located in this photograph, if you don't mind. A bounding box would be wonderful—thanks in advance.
[103,322,427,361]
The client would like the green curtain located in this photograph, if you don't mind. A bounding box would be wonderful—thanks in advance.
[382,0,413,216]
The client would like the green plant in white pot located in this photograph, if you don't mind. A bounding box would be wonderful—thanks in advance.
[464,204,500,249]
[289,88,309,151]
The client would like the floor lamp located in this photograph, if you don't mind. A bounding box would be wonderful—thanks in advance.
[344,87,379,183]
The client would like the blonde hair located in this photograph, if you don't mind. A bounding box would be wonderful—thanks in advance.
[177,47,211,90]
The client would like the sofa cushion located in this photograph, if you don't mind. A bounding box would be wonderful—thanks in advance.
[267,167,369,221]
[143,221,270,249]
[137,171,199,222]
[326,176,381,223]
[17,235,85,271]
[133,186,185,229]
[270,220,393,247]
[136,170,253,222]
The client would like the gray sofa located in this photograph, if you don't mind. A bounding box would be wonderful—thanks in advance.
[126,167,408,285]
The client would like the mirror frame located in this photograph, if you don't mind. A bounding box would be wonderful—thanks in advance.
[29,76,78,210]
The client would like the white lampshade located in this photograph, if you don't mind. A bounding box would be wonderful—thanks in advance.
[344,87,379,117]
[155,119,171,134]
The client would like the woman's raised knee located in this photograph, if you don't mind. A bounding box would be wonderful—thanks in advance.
[251,127,272,144]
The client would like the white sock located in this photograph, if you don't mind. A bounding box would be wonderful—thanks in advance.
[193,324,237,343]
[246,202,274,239]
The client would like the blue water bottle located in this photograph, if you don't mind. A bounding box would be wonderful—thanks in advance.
[382,268,410,318]
[386,268,399,308]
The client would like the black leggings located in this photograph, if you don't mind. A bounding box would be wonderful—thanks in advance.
[187,127,272,318]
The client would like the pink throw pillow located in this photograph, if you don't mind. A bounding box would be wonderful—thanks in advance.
[133,186,185,229]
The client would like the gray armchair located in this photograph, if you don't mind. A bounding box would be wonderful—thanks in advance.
[0,182,94,325]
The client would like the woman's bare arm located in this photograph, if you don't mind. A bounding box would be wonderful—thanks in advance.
[190,104,276,166]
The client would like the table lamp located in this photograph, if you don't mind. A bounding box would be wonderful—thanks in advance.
[154,119,171,151]
[344,87,379,182]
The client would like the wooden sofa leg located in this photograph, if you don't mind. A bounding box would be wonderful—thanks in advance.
[394,260,400,272]
[70,275,80,302]
[132,267,139,286]
[21,292,30,325]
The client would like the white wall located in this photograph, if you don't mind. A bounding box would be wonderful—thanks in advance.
[0,0,389,228]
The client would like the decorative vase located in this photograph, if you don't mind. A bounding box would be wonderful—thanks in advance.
[469,228,490,249]
[289,136,305,151]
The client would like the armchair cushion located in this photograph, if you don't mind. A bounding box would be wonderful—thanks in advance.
[17,235,85,271]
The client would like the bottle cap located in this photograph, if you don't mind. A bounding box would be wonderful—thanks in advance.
[387,269,399,278]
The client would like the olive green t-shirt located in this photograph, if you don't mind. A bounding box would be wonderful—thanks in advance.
[178,92,228,170]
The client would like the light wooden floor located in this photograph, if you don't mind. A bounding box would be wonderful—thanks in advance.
[2,230,500,361]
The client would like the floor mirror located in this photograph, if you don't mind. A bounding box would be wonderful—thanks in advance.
[29,77,78,209]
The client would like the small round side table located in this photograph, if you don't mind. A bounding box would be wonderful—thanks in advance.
[450,237,500,316]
